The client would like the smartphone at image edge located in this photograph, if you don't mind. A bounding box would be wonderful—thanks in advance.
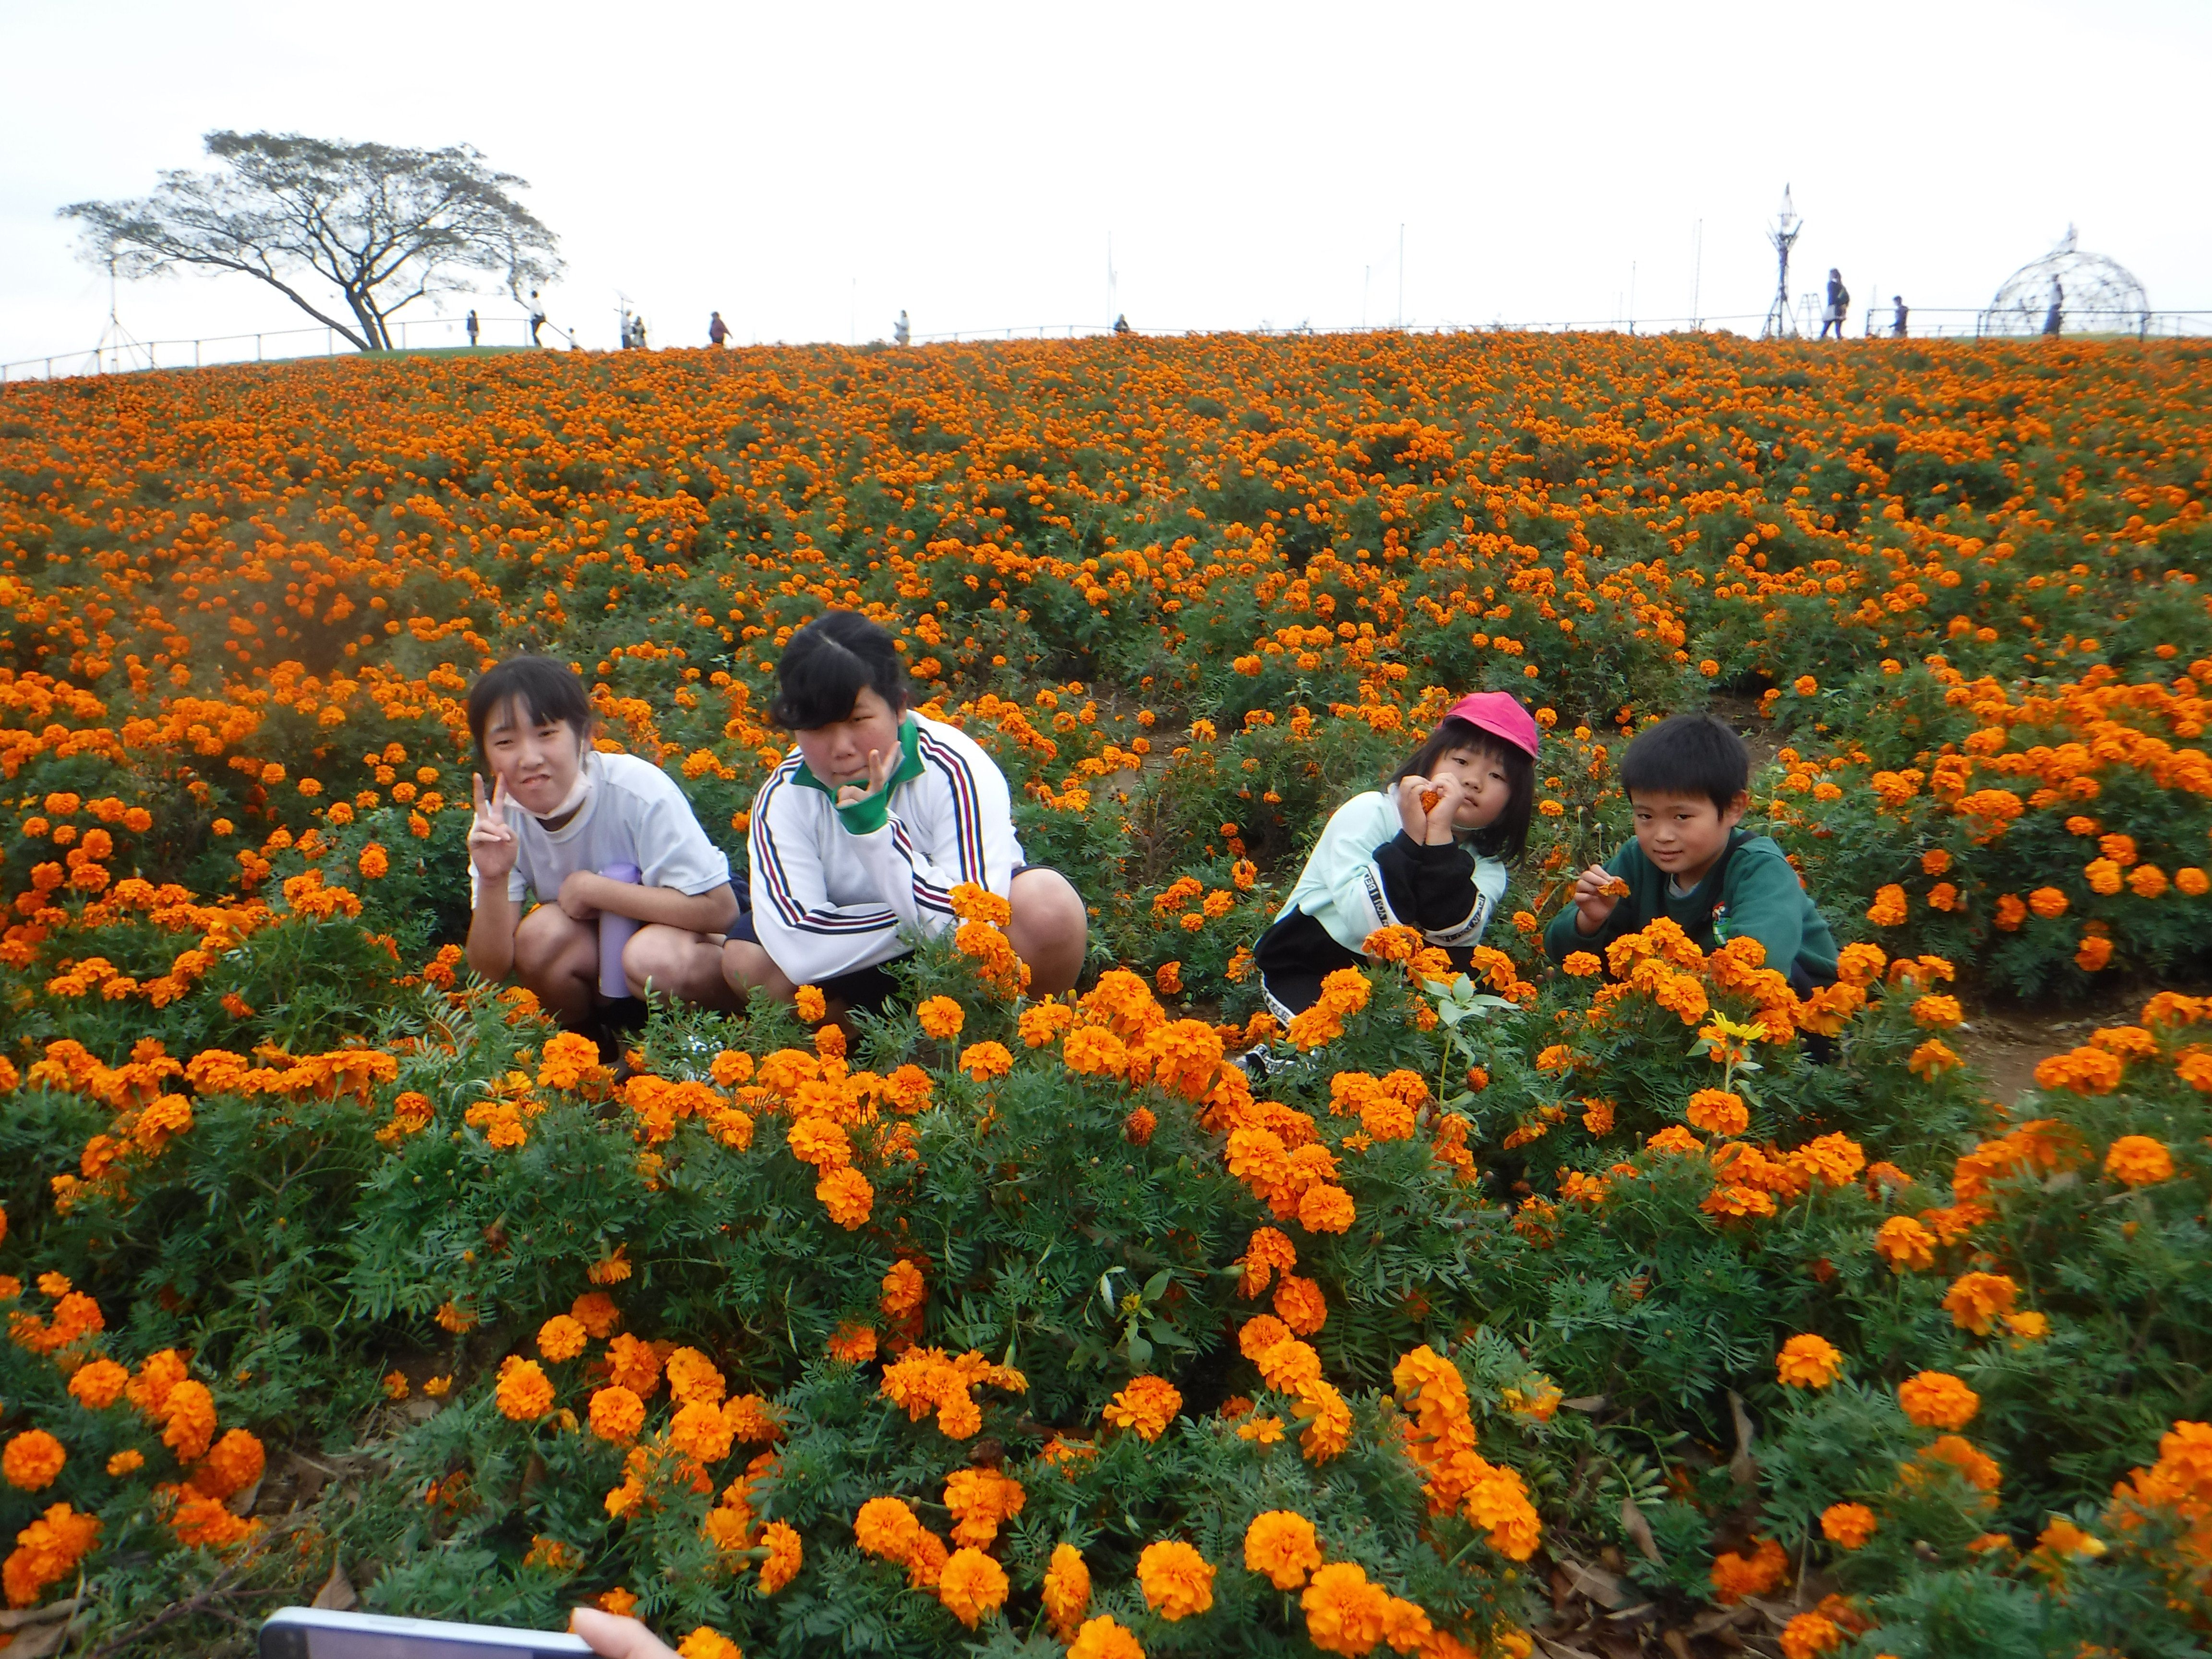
[260,1608,593,1659]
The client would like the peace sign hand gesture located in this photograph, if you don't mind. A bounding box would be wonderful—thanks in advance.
[835,747,897,810]
[469,772,519,881]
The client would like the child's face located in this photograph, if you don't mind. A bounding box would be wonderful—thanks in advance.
[1430,743,1514,830]
[1629,789,1748,885]
[794,686,905,787]
[481,698,587,817]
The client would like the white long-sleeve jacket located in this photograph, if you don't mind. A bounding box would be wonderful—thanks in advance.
[745,712,1023,982]
[1271,790,1507,953]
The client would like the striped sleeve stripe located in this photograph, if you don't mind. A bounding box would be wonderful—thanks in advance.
[751,770,899,936]
[890,818,957,916]
[915,728,987,884]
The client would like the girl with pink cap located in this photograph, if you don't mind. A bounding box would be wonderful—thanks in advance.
[1252,691,1539,1019]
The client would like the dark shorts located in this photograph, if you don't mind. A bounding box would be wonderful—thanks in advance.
[728,865,1061,1016]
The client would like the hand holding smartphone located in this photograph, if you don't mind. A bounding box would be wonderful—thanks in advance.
[261,1608,597,1659]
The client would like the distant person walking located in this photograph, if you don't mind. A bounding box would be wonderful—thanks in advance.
[894,310,911,346]
[529,289,546,347]
[2044,282,2064,336]
[709,311,730,347]
[466,309,481,348]
[1113,313,1131,335]
[1891,296,1909,338]
[1818,269,1849,340]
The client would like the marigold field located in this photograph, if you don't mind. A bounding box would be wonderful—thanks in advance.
[2,331,2211,1659]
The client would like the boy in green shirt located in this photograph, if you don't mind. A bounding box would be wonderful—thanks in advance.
[1545,714,1838,990]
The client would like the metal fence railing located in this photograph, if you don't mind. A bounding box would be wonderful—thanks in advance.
[8,308,2211,385]
[0,313,577,384]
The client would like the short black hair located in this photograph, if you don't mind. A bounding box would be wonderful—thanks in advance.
[769,611,911,730]
[467,656,594,764]
[1390,716,1536,862]
[1619,713,1751,812]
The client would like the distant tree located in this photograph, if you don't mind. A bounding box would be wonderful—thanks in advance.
[60,131,562,351]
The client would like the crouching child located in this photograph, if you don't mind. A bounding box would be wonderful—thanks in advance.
[465,656,739,1031]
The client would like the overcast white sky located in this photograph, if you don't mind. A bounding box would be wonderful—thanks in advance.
[3,0,2206,365]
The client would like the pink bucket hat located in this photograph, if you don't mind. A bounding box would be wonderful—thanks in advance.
[1443,691,1540,758]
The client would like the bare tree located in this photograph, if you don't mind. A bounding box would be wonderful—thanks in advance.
[60,131,562,351]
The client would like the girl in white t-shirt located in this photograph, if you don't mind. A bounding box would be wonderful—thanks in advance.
[465,657,738,1028]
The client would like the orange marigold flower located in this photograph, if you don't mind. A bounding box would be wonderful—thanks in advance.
[1273,1273,1328,1335]
[588,1384,646,1442]
[2177,867,2210,897]
[881,1258,926,1318]
[538,1314,589,1362]
[1103,1375,1182,1442]
[1243,1510,1323,1589]
[1124,1105,1156,1145]
[674,1629,741,1659]
[160,1379,216,1463]
[2104,1134,2174,1186]
[1875,1214,1937,1274]
[1911,994,1964,1029]
[496,1357,555,1421]
[605,1332,663,1397]
[1067,1615,1144,1659]
[958,1040,1013,1080]
[827,1322,878,1364]
[3,1431,66,1492]
[107,1449,144,1477]
[1865,885,1907,927]
[1686,1088,1747,1136]
[1301,1560,1391,1657]
[739,1513,797,1591]
[816,1166,875,1228]
[1908,1039,1962,1080]
[1018,1001,1076,1047]
[1297,1184,1356,1234]
[2027,886,2069,918]
[1776,1334,1844,1390]
[1137,1538,1215,1621]
[2077,934,2114,972]
[916,996,964,1039]
[5,1502,100,1606]
[937,1546,1009,1627]
[1711,1536,1788,1603]
[1043,1542,1091,1640]
[2033,1046,2123,1095]
[1779,1611,1843,1659]
[1899,1370,1979,1430]
[1921,1434,2002,1492]
[68,1358,130,1409]
[1562,951,1602,977]
[189,1429,265,1502]
[1821,1502,1877,1549]
[793,983,828,1022]
[571,1292,621,1339]
[1061,1024,1130,1077]
[1942,1272,2020,1334]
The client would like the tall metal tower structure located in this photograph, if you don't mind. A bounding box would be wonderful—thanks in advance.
[1762,186,1803,339]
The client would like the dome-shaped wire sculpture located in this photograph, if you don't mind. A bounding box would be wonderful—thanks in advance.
[1980,227,2149,337]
